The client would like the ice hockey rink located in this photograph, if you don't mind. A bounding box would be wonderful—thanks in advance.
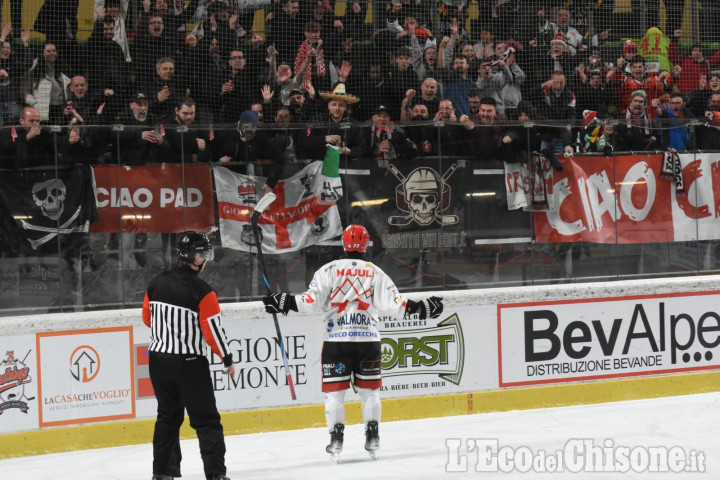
[1,392,717,480]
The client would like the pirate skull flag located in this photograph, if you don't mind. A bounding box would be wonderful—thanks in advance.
[0,164,99,251]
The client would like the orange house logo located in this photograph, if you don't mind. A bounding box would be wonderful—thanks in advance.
[70,345,100,383]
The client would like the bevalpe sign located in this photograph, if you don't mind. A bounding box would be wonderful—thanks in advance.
[498,291,720,387]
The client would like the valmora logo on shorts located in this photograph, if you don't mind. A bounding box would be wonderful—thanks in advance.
[380,314,464,385]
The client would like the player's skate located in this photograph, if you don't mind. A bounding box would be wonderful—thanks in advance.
[326,423,344,462]
[364,420,380,460]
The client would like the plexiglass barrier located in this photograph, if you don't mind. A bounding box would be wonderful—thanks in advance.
[0,119,718,315]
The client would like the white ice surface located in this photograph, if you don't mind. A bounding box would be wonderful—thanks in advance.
[1,392,718,480]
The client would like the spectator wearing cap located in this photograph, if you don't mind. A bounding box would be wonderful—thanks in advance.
[113,92,170,165]
[574,67,614,120]
[298,83,366,160]
[614,90,662,151]
[576,49,608,81]
[524,32,577,108]
[267,50,310,108]
[285,86,318,123]
[617,40,638,75]
[363,105,418,161]
[211,110,284,191]
[668,29,720,93]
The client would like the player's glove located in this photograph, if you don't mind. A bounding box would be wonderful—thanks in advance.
[263,292,297,315]
[404,297,444,320]
[425,296,443,319]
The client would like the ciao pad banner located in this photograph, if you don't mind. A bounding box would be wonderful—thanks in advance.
[533,152,720,244]
[90,164,215,233]
[498,291,720,387]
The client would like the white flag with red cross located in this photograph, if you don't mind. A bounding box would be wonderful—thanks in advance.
[214,147,343,253]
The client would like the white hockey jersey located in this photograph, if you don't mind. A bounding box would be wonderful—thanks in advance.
[294,258,408,342]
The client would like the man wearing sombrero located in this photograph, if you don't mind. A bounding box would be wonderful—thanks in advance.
[297,83,367,160]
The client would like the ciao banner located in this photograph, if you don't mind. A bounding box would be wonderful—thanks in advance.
[532,152,720,243]
[90,164,215,233]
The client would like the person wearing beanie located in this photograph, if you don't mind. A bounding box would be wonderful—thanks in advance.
[210,109,284,192]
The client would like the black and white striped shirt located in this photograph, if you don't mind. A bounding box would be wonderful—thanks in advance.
[142,265,232,366]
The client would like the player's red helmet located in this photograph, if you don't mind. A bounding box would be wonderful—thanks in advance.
[342,224,370,253]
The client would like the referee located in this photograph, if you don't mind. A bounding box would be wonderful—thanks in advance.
[142,231,234,480]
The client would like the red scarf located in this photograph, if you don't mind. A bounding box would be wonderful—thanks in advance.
[294,41,326,85]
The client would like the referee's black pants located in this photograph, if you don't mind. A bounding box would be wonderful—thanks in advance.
[149,351,227,479]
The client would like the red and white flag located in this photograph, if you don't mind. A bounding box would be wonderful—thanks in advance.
[214,156,343,253]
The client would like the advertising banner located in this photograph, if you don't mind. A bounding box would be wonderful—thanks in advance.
[36,327,135,427]
[0,335,39,434]
[133,304,497,417]
[90,164,215,233]
[533,152,720,244]
[498,291,720,387]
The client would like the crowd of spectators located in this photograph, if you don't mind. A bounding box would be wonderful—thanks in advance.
[1,0,720,172]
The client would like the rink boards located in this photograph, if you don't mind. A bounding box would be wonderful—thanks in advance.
[1,275,720,458]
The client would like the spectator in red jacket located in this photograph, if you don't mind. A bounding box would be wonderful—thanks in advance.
[605,56,673,113]
[668,29,720,93]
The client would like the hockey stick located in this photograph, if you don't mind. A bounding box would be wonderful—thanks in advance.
[251,192,297,400]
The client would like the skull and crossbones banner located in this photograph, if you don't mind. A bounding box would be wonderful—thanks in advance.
[0,165,98,251]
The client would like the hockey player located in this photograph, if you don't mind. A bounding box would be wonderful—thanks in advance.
[262,224,444,461]
[142,231,234,480]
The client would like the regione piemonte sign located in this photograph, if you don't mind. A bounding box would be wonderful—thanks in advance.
[498,291,720,387]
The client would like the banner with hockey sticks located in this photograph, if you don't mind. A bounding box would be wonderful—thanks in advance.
[215,146,343,253]
[0,164,98,253]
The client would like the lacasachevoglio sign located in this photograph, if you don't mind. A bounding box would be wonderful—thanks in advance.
[498,291,720,387]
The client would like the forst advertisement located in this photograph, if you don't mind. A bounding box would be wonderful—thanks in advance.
[378,313,465,394]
